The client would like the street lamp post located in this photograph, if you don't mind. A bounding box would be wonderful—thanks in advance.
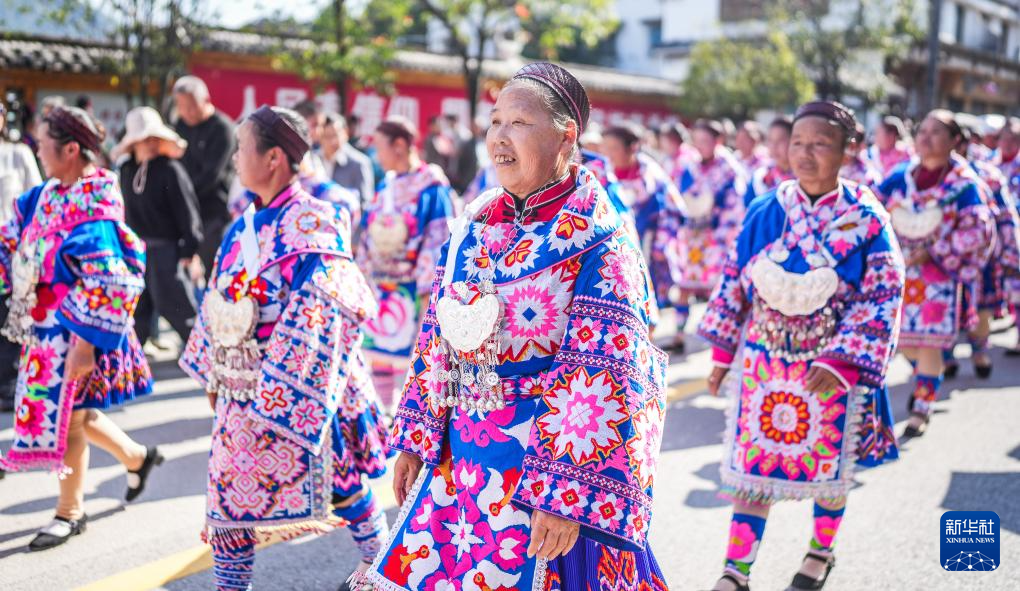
[926,0,943,112]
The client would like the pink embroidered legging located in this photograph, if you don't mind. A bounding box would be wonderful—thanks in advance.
[57,409,147,520]
[370,359,409,413]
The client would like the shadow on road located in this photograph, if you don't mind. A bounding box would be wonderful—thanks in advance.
[660,404,726,454]
[0,448,210,516]
[942,471,1020,535]
[0,505,126,559]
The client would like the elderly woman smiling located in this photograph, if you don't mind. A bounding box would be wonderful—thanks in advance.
[698,102,905,591]
[368,63,669,591]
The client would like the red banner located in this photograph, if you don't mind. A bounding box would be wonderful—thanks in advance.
[190,63,677,140]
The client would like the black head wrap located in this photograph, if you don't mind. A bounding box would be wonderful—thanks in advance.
[45,106,104,154]
[511,62,591,133]
[927,109,964,139]
[794,101,858,139]
[248,105,310,164]
[693,118,725,138]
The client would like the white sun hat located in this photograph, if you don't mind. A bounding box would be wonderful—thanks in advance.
[113,106,187,158]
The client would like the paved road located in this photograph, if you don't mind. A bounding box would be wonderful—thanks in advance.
[1,316,1017,590]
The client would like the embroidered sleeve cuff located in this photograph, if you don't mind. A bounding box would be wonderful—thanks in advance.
[711,346,736,367]
[390,407,445,466]
[812,357,860,390]
[56,307,128,350]
[512,455,651,552]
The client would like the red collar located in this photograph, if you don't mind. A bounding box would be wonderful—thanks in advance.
[614,161,641,181]
[480,168,576,224]
[913,162,951,192]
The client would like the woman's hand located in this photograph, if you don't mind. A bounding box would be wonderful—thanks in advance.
[707,366,729,397]
[393,452,424,506]
[907,248,932,267]
[206,390,217,411]
[805,365,842,394]
[64,338,96,382]
[527,510,580,560]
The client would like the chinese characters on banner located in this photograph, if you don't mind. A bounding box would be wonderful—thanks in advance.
[189,64,678,142]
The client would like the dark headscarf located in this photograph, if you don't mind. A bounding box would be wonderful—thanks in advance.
[794,101,858,139]
[511,62,591,133]
[248,105,310,164]
[693,118,725,138]
[45,106,104,154]
[927,109,964,139]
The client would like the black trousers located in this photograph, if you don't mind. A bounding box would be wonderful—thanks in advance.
[198,216,228,281]
[134,239,197,345]
[0,299,21,406]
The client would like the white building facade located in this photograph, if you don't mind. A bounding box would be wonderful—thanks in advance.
[613,0,1020,115]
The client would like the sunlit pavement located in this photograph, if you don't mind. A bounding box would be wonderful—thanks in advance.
[1,310,1017,590]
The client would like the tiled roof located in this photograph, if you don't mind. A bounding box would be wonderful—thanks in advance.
[0,34,127,74]
[199,29,680,97]
[1,29,680,98]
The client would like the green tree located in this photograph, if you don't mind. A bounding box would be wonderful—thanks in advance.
[418,0,619,121]
[772,0,923,102]
[268,0,412,115]
[15,0,213,114]
[679,32,815,120]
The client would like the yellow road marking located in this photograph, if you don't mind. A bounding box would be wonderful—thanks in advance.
[73,544,213,591]
[75,378,690,590]
[74,479,398,591]
[667,378,708,402]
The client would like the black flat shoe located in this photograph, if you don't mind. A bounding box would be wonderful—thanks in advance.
[28,514,87,551]
[670,339,687,354]
[126,446,164,502]
[974,363,993,379]
[1004,347,1020,357]
[902,412,929,439]
[786,550,836,590]
[943,361,959,379]
[701,573,750,591]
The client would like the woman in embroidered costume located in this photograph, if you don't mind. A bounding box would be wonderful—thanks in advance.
[368,63,669,591]
[838,122,883,189]
[0,106,158,551]
[733,120,768,177]
[659,121,699,180]
[939,127,1020,380]
[698,102,905,591]
[602,123,685,348]
[994,118,1020,355]
[180,106,391,590]
[743,116,795,207]
[876,110,995,438]
[674,119,747,351]
[358,117,454,415]
[228,154,361,226]
[866,116,914,177]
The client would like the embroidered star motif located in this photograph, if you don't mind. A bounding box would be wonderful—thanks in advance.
[301,304,327,329]
[259,386,288,412]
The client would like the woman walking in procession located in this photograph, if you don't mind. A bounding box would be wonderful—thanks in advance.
[675,119,747,351]
[180,106,390,590]
[939,126,1020,379]
[698,101,906,591]
[366,62,669,591]
[876,110,995,438]
[0,106,159,550]
[743,117,795,207]
[602,122,686,349]
[358,116,454,415]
